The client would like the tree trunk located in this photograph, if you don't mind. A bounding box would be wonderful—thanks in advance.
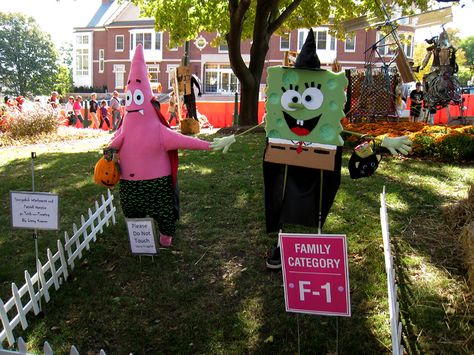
[238,77,260,126]
[227,0,301,126]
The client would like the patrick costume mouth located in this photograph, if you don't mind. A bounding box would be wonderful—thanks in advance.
[127,109,144,115]
[283,111,321,136]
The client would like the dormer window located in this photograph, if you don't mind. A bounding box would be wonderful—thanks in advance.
[130,30,162,51]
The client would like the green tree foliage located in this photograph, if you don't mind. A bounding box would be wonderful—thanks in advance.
[133,0,429,125]
[0,12,58,96]
[54,65,73,96]
[460,36,474,66]
[55,42,73,95]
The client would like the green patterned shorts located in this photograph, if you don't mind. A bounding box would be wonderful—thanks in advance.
[119,176,177,236]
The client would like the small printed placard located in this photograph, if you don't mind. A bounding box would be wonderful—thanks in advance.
[10,191,60,230]
[126,218,158,255]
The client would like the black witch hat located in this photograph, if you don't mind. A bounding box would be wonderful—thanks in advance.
[294,28,324,71]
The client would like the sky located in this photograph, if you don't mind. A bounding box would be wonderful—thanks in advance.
[1,0,474,48]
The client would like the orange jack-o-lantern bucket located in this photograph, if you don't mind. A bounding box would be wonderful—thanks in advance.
[93,157,120,188]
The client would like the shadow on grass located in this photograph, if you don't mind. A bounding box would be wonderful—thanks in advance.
[1,133,472,353]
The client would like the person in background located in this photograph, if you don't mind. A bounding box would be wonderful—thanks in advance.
[110,90,121,131]
[4,96,14,108]
[167,91,178,126]
[65,96,75,125]
[89,93,99,129]
[49,91,59,109]
[73,95,84,127]
[409,82,424,122]
[99,100,111,130]
[15,96,25,112]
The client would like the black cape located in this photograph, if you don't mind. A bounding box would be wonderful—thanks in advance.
[263,145,343,233]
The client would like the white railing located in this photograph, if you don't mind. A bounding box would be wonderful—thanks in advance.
[380,187,403,355]
[0,337,107,355]
[0,190,116,347]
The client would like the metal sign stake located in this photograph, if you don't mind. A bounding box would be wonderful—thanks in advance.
[31,152,43,313]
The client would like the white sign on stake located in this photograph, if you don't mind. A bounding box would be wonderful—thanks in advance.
[126,218,158,255]
[10,191,60,230]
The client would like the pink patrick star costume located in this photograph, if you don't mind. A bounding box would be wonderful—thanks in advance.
[108,44,234,247]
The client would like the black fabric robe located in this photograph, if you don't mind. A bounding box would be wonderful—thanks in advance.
[263,145,343,233]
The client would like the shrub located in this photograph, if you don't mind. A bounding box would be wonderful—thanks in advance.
[436,133,474,161]
[6,105,58,139]
[411,132,437,157]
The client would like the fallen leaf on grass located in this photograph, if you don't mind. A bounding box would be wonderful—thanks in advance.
[264,335,273,343]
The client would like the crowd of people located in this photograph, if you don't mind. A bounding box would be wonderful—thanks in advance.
[60,90,122,131]
[1,86,214,132]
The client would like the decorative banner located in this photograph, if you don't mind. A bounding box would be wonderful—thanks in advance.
[10,191,59,230]
[280,233,351,316]
[126,218,158,255]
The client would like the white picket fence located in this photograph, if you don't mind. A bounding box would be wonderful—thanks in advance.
[0,337,107,355]
[0,190,116,348]
[380,187,403,355]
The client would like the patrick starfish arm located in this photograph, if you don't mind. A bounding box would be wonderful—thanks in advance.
[161,126,210,151]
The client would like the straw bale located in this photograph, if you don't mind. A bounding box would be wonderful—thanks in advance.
[442,184,474,231]
[460,222,474,293]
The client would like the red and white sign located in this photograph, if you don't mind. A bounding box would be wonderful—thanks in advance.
[280,233,351,316]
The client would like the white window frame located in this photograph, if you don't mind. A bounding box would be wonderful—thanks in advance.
[330,36,336,51]
[168,39,178,51]
[167,64,179,90]
[147,65,160,88]
[344,34,356,52]
[115,35,124,52]
[130,30,157,51]
[113,64,126,90]
[280,33,290,51]
[98,49,104,73]
[218,42,228,53]
[297,29,308,51]
[315,30,327,50]
[204,63,239,94]
[75,33,91,77]
[400,32,414,59]
[155,32,162,50]
[376,31,397,57]
[297,28,336,52]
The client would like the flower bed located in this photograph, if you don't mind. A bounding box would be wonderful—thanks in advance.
[343,122,474,162]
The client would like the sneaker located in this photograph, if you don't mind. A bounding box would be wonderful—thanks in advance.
[266,246,281,270]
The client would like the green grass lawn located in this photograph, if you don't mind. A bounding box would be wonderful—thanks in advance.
[0,131,473,354]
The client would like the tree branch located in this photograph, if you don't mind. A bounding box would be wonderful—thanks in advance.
[268,0,303,34]
[226,0,252,81]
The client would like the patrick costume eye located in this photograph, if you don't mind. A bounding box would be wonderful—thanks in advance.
[281,90,301,111]
[301,87,323,110]
[133,89,144,105]
[125,90,133,106]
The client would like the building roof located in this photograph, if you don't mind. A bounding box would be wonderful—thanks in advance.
[106,20,155,28]
[87,1,126,27]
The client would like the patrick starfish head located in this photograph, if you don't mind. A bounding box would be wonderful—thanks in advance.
[124,44,155,119]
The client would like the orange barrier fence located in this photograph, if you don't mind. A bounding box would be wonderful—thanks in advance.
[407,94,474,124]
[60,94,474,129]
[60,102,265,129]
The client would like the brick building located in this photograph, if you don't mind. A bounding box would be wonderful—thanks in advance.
[73,0,415,96]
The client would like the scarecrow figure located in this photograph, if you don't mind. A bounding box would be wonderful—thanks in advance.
[263,29,412,268]
[104,44,234,247]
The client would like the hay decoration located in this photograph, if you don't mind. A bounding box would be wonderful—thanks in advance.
[443,184,474,292]
[460,222,474,293]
